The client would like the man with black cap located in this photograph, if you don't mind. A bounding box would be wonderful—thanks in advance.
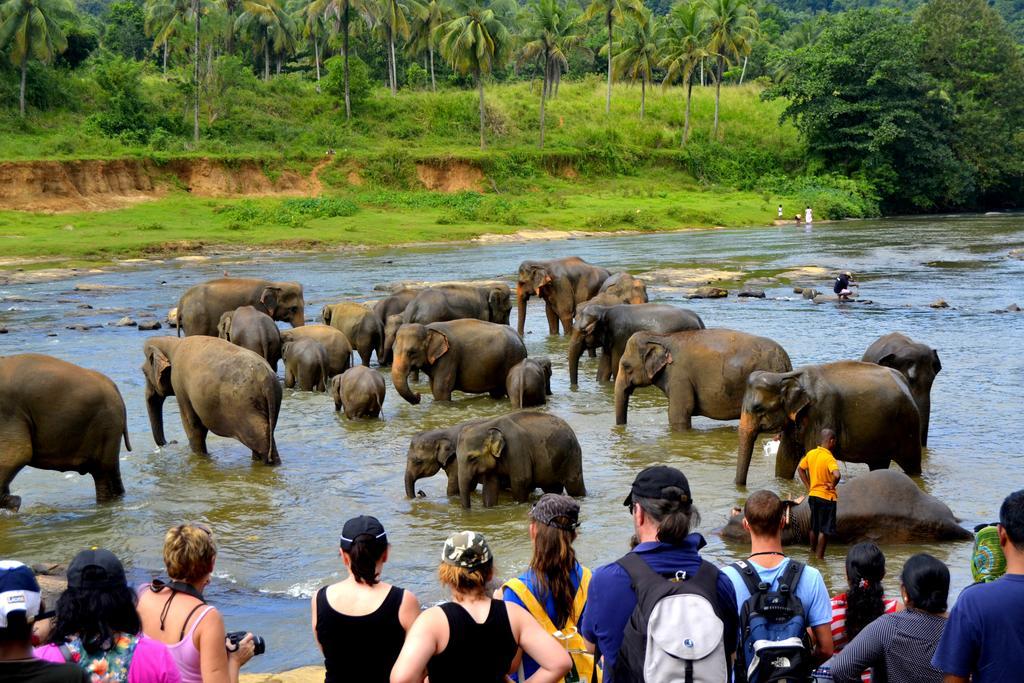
[0,560,87,683]
[579,466,738,682]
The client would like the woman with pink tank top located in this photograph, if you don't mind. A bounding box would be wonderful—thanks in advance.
[137,524,255,683]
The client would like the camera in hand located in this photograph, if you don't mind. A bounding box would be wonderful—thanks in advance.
[226,631,266,656]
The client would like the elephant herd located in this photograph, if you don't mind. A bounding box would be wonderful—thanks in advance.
[0,257,945,526]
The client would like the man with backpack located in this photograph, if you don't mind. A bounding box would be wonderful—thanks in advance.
[580,465,738,682]
[723,490,834,683]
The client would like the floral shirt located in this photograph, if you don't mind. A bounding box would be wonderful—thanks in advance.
[59,634,139,683]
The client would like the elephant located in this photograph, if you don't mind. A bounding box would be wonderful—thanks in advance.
[391,319,528,404]
[280,325,353,378]
[0,354,130,511]
[456,411,586,508]
[373,289,419,365]
[177,278,305,337]
[217,305,282,371]
[735,361,922,486]
[506,358,553,408]
[382,284,514,365]
[569,303,705,386]
[862,333,941,447]
[321,302,383,367]
[404,419,501,498]
[282,337,329,392]
[720,470,971,545]
[615,329,793,431]
[597,272,649,304]
[516,257,611,336]
[330,366,385,419]
[142,336,282,464]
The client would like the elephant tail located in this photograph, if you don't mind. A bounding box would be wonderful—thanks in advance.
[123,427,132,452]
[265,381,280,446]
[176,308,183,337]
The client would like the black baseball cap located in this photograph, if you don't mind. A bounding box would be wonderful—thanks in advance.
[66,548,127,590]
[340,516,387,551]
[623,466,693,507]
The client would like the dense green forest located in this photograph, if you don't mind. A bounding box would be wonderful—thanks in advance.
[1,0,1022,213]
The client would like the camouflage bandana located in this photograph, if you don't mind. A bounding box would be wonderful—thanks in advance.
[441,531,492,570]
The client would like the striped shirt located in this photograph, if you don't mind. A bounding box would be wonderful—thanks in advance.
[825,609,947,683]
[830,592,900,681]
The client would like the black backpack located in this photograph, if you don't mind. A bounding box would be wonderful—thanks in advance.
[732,559,813,683]
[612,553,732,683]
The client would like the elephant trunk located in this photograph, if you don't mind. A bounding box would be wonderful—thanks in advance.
[391,358,421,405]
[404,469,417,498]
[516,284,528,336]
[917,393,931,447]
[145,385,167,447]
[568,331,585,386]
[458,470,473,509]
[736,411,759,486]
[291,309,305,327]
[614,368,633,425]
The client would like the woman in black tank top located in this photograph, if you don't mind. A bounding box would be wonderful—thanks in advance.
[311,516,420,683]
[391,531,571,683]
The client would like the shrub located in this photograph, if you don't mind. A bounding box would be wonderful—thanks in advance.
[406,63,428,90]
[323,55,372,111]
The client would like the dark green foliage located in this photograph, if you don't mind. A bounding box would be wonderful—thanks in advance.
[216,197,359,228]
[87,56,161,143]
[323,55,371,110]
[57,26,100,68]
[764,9,970,211]
[405,63,428,89]
[102,0,149,60]
[915,0,1024,206]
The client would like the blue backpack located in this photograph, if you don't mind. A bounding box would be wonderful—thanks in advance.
[732,559,812,683]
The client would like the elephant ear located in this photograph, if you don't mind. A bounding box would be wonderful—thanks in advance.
[435,438,456,467]
[483,428,505,459]
[260,286,282,315]
[931,349,942,373]
[320,305,332,324]
[876,352,899,370]
[217,312,232,340]
[782,374,811,422]
[488,287,506,318]
[330,374,343,399]
[146,346,172,392]
[642,340,672,379]
[425,330,450,364]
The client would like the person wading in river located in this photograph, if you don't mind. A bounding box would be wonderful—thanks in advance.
[798,429,842,559]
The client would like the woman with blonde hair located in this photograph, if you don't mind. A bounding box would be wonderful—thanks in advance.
[390,531,571,683]
[497,494,594,682]
[136,523,255,683]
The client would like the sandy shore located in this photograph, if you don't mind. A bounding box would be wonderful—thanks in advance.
[240,666,324,683]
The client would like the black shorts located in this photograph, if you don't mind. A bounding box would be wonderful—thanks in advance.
[809,496,837,535]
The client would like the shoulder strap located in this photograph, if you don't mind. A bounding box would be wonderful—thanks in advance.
[570,566,591,627]
[731,560,765,598]
[616,551,661,586]
[780,560,805,594]
[58,643,74,664]
[503,578,557,633]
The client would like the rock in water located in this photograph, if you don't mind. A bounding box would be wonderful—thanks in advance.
[138,320,162,331]
[688,286,728,299]
[738,289,766,299]
[112,316,137,327]
[802,288,819,299]
[930,299,950,309]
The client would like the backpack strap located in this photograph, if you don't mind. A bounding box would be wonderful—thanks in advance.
[731,560,766,597]
[503,578,558,633]
[571,566,591,629]
[779,560,805,595]
[617,551,662,586]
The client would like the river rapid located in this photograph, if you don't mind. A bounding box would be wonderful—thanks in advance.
[1,215,1022,672]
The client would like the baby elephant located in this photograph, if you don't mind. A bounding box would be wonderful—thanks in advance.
[506,358,553,408]
[331,366,386,419]
[283,337,329,392]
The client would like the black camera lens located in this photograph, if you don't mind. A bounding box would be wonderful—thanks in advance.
[226,631,265,656]
[251,635,266,656]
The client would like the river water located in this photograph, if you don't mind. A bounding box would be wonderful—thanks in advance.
[0,215,1022,671]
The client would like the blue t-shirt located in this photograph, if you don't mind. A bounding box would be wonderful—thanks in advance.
[502,562,585,681]
[932,573,1024,682]
[721,558,833,627]
[578,535,739,682]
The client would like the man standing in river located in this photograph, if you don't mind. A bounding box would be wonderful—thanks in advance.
[798,429,841,559]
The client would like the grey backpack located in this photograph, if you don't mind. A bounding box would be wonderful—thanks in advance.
[612,553,730,683]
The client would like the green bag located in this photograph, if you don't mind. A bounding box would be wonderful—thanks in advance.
[972,523,1007,583]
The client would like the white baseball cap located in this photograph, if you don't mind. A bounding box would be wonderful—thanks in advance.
[0,560,42,628]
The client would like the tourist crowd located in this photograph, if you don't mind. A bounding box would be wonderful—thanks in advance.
[3,466,1023,683]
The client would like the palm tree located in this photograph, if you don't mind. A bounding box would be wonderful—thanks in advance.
[582,0,642,114]
[703,0,757,138]
[306,0,364,118]
[236,0,296,80]
[0,0,74,116]
[659,1,706,145]
[519,0,583,146]
[607,8,657,119]
[145,0,190,74]
[371,0,415,95]
[296,0,329,90]
[407,0,446,91]
[437,0,510,148]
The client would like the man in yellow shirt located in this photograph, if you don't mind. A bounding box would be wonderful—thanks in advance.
[798,429,841,559]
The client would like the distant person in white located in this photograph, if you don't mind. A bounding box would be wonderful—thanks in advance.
[805,206,813,224]
[778,205,784,219]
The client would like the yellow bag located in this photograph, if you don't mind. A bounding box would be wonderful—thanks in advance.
[504,566,600,683]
